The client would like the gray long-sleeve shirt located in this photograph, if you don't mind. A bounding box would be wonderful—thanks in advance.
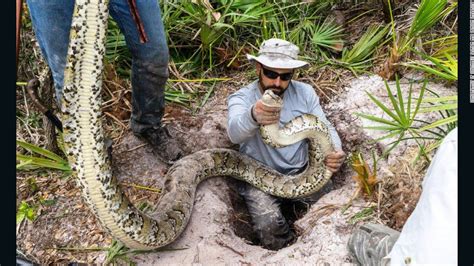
[227,80,342,175]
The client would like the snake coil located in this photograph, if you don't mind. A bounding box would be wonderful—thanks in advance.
[61,0,334,250]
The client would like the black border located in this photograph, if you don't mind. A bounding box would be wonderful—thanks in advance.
[7,0,17,265]
[8,1,470,265]
[458,0,472,264]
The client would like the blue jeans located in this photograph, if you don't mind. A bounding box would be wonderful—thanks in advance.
[26,0,169,133]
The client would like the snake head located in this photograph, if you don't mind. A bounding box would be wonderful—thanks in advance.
[261,89,283,108]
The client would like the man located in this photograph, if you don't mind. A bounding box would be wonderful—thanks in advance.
[227,38,346,250]
[26,0,183,163]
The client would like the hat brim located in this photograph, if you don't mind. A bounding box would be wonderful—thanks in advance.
[247,54,309,69]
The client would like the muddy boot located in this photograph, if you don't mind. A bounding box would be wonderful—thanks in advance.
[239,184,295,250]
[128,54,179,164]
[348,223,400,266]
[255,216,296,250]
[135,126,183,164]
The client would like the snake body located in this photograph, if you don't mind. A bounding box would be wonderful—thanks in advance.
[61,0,334,250]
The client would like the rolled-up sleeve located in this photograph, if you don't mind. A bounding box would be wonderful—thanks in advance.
[227,91,259,144]
[306,88,342,150]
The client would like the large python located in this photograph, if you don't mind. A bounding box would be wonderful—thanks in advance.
[61,0,334,250]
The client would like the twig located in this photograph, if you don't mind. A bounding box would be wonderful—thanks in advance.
[16,217,25,235]
[236,217,250,225]
[17,117,36,144]
[309,79,329,100]
[22,85,30,117]
[114,127,126,144]
[103,83,115,99]
[215,239,244,257]
[122,95,132,110]
[168,61,195,93]
[341,187,361,214]
[104,79,129,91]
[51,246,107,252]
[169,77,231,83]
[126,143,147,152]
[104,112,127,129]
[377,182,382,220]
[120,182,161,193]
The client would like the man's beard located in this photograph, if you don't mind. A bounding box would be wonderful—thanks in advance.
[258,73,288,96]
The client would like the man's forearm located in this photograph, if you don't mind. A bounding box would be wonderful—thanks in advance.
[227,104,259,144]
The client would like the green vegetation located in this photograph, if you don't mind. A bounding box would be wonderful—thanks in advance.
[357,76,426,157]
[404,49,457,81]
[390,0,449,57]
[339,24,389,74]
[16,201,38,224]
[349,206,375,224]
[356,76,456,161]
[16,140,71,172]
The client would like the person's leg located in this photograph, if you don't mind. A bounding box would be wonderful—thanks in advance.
[109,0,182,163]
[348,223,400,266]
[239,183,295,250]
[26,0,75,104]
[295,178,334,206]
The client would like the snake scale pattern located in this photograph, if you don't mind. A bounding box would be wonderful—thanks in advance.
[60,0,334,250]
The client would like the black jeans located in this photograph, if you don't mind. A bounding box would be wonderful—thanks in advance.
[238,179,334,250]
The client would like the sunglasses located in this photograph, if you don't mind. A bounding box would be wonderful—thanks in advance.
[261,66,293,81]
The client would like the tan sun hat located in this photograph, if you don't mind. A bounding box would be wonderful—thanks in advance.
[246,38,309,69]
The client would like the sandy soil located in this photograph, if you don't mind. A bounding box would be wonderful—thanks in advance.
[16,74,456,264]
[123,75,455,265]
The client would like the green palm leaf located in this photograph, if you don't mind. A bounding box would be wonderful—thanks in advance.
[311,21,344,51]
[356,113,400,127]
[365,91,403,125]
[419,115,457,132]
[341,24,389,71]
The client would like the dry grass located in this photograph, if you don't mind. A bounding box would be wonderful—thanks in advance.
[16,11,49,149]
[343,148,429,230]
[376,147,429,230]
[300,65,353,104]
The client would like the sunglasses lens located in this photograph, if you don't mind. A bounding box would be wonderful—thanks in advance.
[280,73,293,81]
[262,67,293,81]
[263,68,279,79]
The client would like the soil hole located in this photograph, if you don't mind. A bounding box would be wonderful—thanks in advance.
[226,179,311,250]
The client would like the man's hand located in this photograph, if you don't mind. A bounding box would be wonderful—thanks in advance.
[251,99,281,125]
[325,150,346,173]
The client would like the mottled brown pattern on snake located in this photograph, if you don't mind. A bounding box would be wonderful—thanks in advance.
[60,0,334,250]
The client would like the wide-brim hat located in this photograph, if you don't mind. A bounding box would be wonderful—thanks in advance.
[247,38,309,69]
